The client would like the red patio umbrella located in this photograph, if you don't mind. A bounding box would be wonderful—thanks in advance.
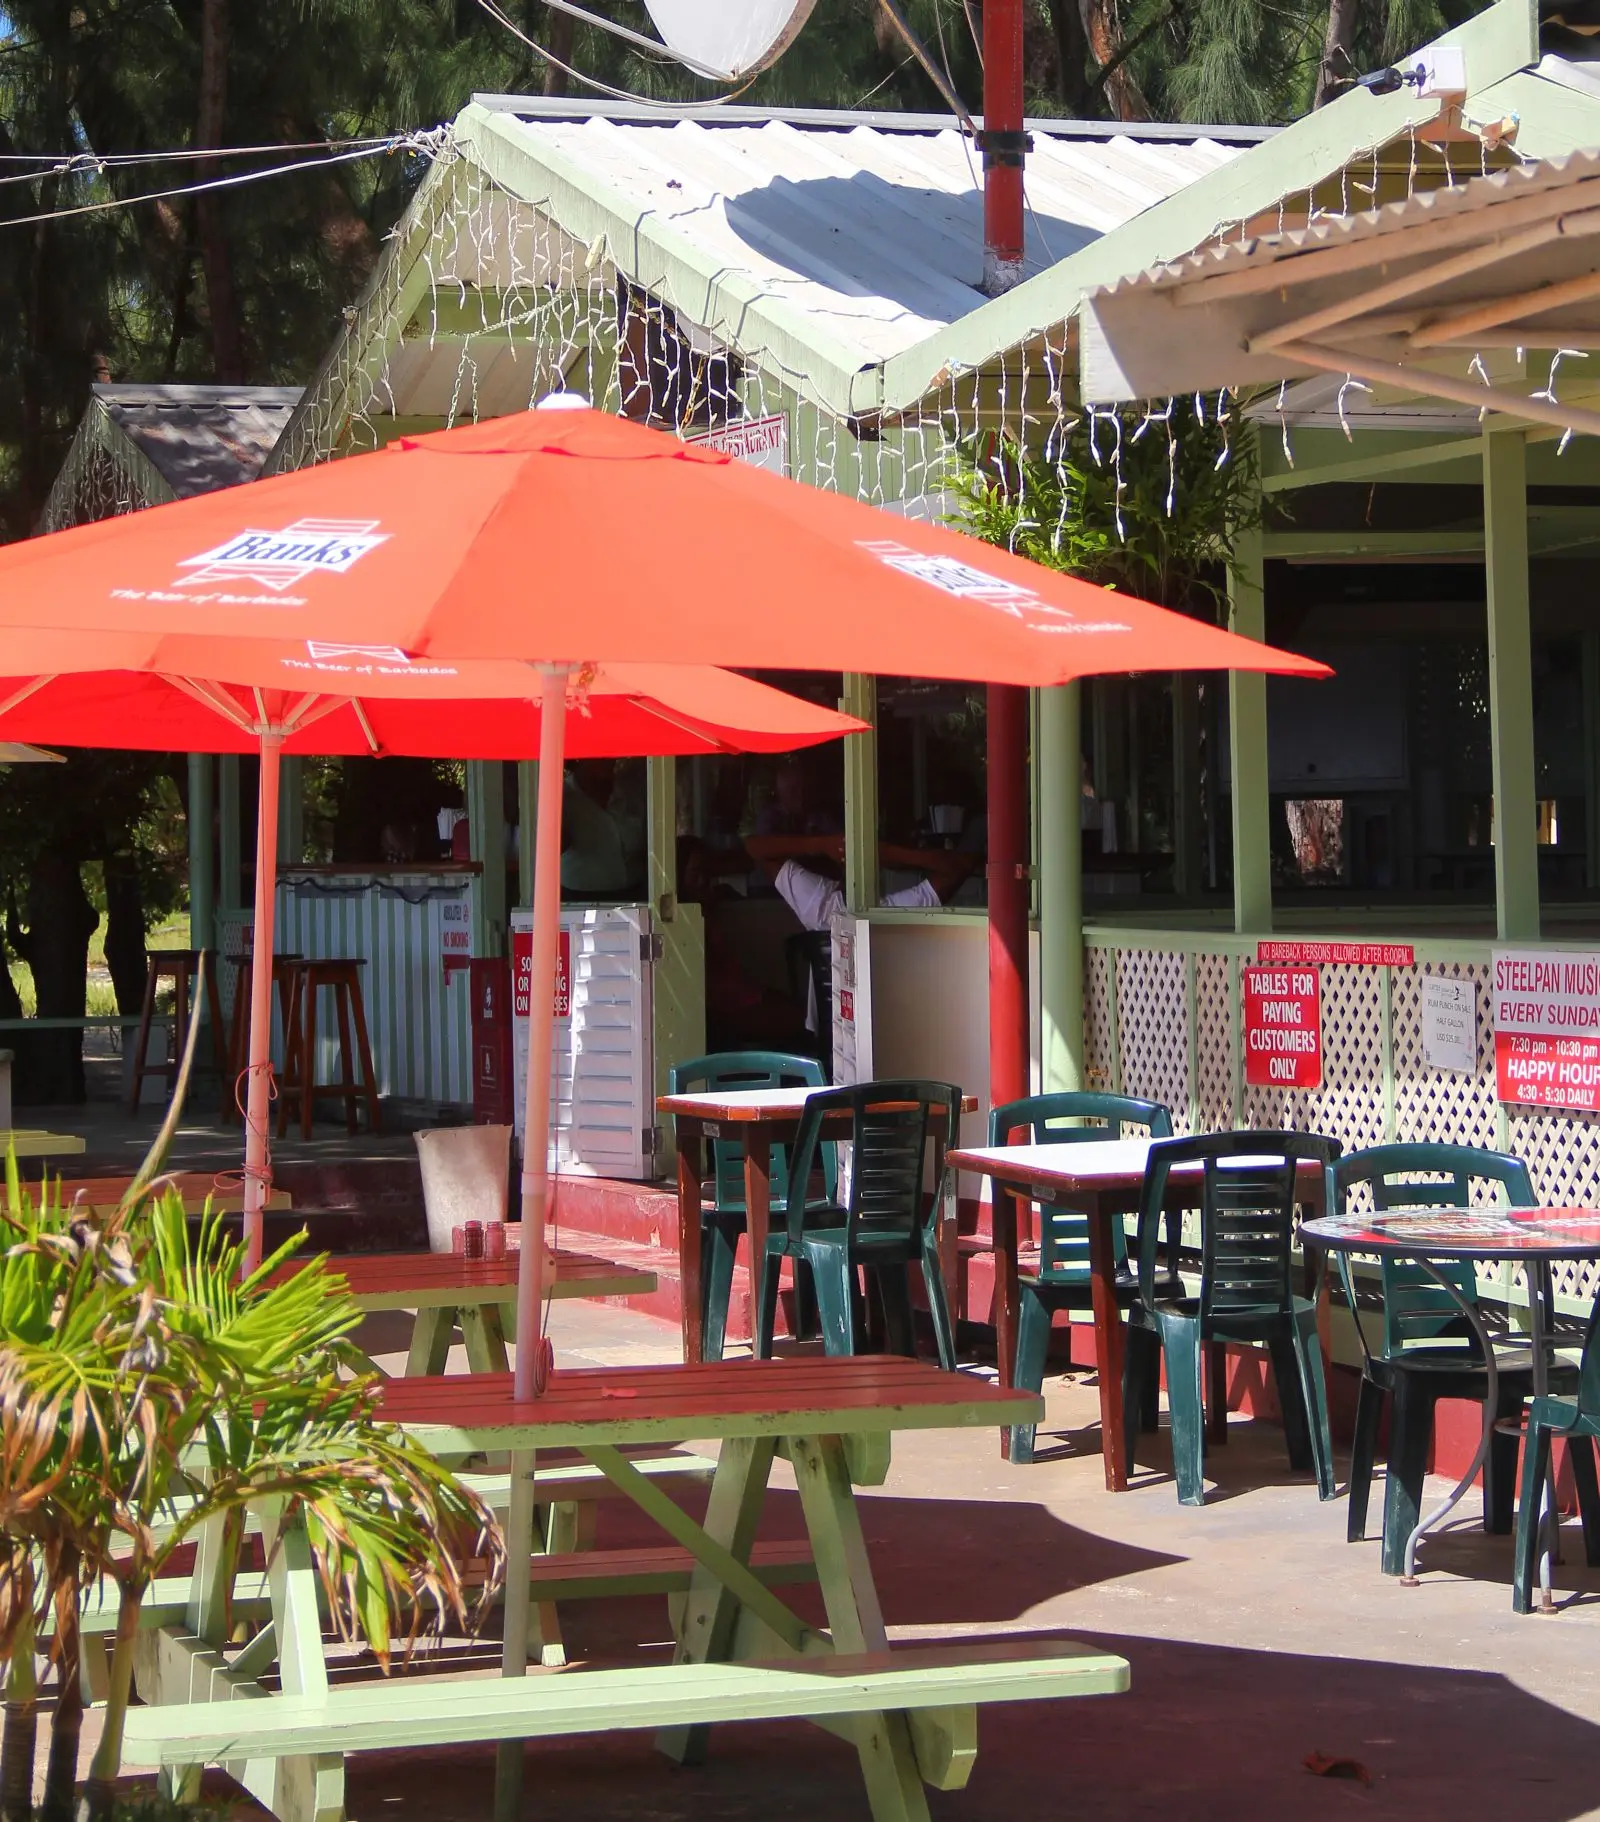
[0,643,863,1352]
[0,400,1327,1397]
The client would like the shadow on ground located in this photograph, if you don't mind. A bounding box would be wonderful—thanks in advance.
[328,1628,1600,1822]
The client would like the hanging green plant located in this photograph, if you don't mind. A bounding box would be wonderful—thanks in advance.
[947,397,1261,613]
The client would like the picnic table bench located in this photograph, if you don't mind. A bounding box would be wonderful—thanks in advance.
[271,1247,658,1376]
[2,1129,86,1163]
[123,1357,1128,1822]
[53,1172,292,1215]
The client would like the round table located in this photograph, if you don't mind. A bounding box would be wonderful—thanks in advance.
[1300,1206,1600,1602]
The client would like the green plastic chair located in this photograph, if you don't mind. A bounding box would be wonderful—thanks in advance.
[1513,1291,1600,1611]
[1330,1143,1542,1574]
[1122,1131,1341,1506]
[755,1079,961,1371]
[990,1091,1174,1464]
[667,1050,833,1362]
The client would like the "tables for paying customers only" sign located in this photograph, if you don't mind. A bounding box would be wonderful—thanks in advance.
[1493,948,1600,1111]
[1242,964,1323,1089]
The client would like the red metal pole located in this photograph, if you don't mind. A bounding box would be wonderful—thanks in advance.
[981,1,1031,1430]
[981,0,1027,295]
[987,683,1030,1116]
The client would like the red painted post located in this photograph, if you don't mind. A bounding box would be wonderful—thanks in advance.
[987,683,1030,1120]
[980,0,1027,296]
[982,0,1029,1441]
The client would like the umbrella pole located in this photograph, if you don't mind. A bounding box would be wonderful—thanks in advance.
[513,665,571,1400]
[241,732,283,1273]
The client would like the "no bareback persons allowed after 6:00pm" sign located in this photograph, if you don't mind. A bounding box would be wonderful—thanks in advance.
[1493,948,1600,1111]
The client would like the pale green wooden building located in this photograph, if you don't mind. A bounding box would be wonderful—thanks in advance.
[261,0,1600,1274]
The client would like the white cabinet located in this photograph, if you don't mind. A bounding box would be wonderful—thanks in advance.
[511,905,657,1180]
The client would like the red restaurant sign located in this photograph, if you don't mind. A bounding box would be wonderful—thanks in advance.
[1493,947,1600,1111]
[1256,940,1415,968]
[1242,964,1323,1089]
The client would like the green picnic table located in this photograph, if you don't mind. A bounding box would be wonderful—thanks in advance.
[315,1246,658,1375]
[122,1357,1128,1822]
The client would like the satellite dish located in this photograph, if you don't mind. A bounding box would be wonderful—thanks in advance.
[643,0,819,81]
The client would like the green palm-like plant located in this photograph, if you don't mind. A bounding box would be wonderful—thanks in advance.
[0,1164,504,1822]
[946,398,1261,612]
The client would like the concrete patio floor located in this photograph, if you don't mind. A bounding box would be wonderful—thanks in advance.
[79,1298,1600,1820]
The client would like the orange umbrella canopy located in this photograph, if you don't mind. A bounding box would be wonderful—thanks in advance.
[0,405,1327,686]
[0,653,865,757]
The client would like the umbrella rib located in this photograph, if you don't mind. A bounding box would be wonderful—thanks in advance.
[0,675,54,719]
[162,674,258,734]
[635,699,736,753]
[280,693,339,737]
[351,699,381,754]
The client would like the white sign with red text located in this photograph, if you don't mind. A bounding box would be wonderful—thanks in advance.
[686,413,788,474]
[1493,948,1600,1110]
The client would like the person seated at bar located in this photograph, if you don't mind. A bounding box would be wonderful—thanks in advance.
[744,833,976,929]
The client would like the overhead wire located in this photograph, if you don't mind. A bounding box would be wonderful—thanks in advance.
[0,135,439,231]
[0,136,394,165]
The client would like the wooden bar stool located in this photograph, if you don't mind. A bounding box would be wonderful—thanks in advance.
[277,959,381,1138]
[223,952,301,1124]
[125,950,225,1114]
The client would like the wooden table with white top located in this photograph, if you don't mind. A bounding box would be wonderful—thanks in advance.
[947,1137,1326,1490]
[658,1087,977,1365]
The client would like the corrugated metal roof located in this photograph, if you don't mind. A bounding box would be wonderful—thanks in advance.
[1080,149,1600,411]
[475,108,1250,369]
[1089,146,1600,301]
[97,384,303,498]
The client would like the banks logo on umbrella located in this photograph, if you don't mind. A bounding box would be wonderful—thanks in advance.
[858,539,1133,634]
[177,518,389,590]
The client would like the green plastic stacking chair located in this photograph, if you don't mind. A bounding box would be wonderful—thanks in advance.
[1122,1131,1341,1507]
[1330,1144,1542,1575]
[1513,1290,1600,1611]
[990,1091,1174,1464]
[755,1079,962,1371]
[667,1051,833,1362]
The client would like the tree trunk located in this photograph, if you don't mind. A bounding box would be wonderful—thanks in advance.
[101,855,147,1019]
[38,1555,80,1822]
[82,1591,143,1822]
[1315,0,1363,106]
[0,1602,38,1822]
[1079,0,1150,120]
[10,855,97,1104]
[195,0,246,381]
[1045,0,1097,112]
[542,7,575,96]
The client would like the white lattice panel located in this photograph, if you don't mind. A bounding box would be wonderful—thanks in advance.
[1392,963,1499,1152]
[1243,966,1383,1147]
[1101,940,1600,1318]
[1115,949,1188,1129]
[1195,954,1234,1132]
[1084,947,1113,1091]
